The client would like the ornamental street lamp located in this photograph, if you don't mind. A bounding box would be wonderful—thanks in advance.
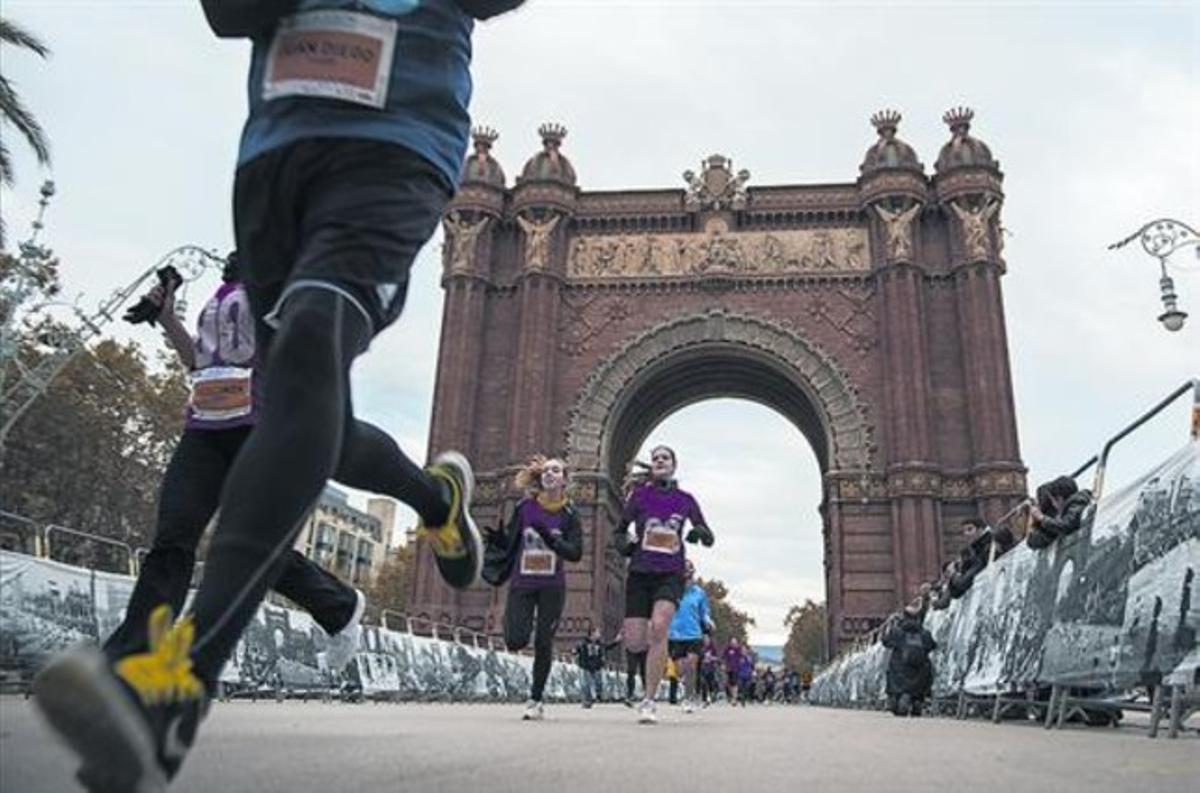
[1109,218,1198,332]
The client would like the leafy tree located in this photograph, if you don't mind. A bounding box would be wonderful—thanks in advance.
[782,599,827,674]
[1,338,188,552]
[697,577,755,648]
[365,543,416,617]
[1,249,188,566]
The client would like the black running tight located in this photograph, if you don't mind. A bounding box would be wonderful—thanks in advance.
[187,289,443,686]
[504,586,565,702]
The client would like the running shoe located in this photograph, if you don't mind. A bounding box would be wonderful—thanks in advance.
[682,699,695,714]
[33,605,208,793]
[636,699,657,724]
[324,589,366,674]
[417,451,482,589]
[522,700,545,721]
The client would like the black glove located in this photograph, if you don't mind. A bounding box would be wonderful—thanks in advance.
[686,525,714,547]
[123,266,182,326]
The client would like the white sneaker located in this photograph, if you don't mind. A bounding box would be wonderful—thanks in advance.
[522,700,545,721]
[637,699,657,724]
[324,589,366,673]
[682,699,695,714]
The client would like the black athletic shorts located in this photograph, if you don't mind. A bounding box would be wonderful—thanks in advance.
[233,138,453,339]
[624,569,685,619]
[668,639,704,660]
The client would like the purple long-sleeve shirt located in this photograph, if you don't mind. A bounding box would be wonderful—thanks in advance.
[620,482,708,574]
[184,281,261,431]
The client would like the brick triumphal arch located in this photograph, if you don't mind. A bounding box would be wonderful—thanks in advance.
[411,109,1027,650]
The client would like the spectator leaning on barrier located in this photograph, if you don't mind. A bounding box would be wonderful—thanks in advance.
[1027,476,1094,550]
[881,604,937,717]
[930,562,955,610]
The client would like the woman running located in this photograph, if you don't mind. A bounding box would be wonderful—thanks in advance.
[615,445,714,724]
[102,257,364,674]
[484,456,582,720]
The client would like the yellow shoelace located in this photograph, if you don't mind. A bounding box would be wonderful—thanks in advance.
[418,465,465,558]
[114,604,205,706]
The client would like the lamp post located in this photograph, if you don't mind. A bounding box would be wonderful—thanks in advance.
[1109,218,1198,332]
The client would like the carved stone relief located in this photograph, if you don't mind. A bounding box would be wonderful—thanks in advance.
[950,197,999,261]
[873,201,921,262]
[517,212,561,270]
[442,212,489,274]
[568,227,870,279]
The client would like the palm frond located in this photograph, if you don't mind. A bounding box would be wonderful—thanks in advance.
[0,18,49,58]
[0,74,50,165]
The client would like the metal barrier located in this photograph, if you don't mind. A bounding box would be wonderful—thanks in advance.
[1070,378,1200,496]
[812,379,1200,738]
[44,524,136,575]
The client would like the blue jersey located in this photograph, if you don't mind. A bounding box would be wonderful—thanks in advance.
[669,583,711,641]
[239,0,474,189]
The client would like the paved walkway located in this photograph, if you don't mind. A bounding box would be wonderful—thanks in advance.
[1,697,1196,793]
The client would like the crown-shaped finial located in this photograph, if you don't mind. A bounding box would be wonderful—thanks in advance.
[870,109,902,137]
[472,125,498,153]
[538,122,568,149]
[942,106,975,134]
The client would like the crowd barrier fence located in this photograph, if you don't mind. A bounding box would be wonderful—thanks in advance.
[0,546,626,703]
[811,380,1200,740]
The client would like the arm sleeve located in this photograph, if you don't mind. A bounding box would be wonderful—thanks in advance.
[453,0,526,20]
[689,496,710,530]
[613,494,637,553]
[549,508,584,562]
[1038,497,1090,536]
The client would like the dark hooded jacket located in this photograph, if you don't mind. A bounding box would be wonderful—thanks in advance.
[481,498,583,586]
[882,615,937,698]
[1028,490,1094,550]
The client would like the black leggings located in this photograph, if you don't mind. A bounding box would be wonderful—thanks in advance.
[103,427,356,660]
[187,289,447,685]
[504,585,566,702]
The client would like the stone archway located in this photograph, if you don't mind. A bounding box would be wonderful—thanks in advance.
[564,309,875,484]
[412,115,1028,652]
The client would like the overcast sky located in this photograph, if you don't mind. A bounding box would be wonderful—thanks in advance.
[2,1,1197,644]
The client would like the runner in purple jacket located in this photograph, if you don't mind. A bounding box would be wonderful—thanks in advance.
[483,456,582,721]
[614,445,714,724]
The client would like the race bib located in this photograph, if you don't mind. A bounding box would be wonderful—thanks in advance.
[189,367,253,421]
[519,549,557,577]
[262,11,397,109]
[641,522,681,555]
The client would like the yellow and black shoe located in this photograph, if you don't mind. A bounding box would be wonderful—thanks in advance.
[417,450,482,589]
[33,605,208,793]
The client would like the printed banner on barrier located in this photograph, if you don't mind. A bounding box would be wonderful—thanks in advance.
[812,441,1200,706]
[0,549,620,701]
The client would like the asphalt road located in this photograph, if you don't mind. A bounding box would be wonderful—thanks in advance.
[1,697,1196,793]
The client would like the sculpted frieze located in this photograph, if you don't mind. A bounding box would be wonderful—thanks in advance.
[567,227,870,279]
